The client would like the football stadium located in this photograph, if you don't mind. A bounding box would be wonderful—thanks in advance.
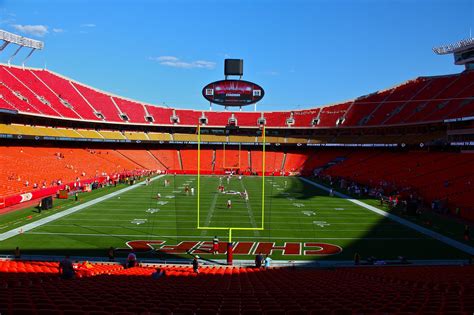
[0,1,474,314]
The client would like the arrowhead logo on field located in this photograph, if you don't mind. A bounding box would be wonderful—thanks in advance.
[293,203,305,208]
[131,219,147,225]
[157,201,168,205]
[313,221,330,227]
[146,208,159,214]
[302,211,316,216]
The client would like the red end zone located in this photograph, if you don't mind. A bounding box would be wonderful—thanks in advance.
[122,240,343,256]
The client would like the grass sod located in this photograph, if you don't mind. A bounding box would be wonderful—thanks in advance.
[0,183,131,234]
[0,175,469,261]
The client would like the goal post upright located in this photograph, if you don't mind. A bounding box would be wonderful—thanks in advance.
[261,124,265,229]
[197,124,201,229]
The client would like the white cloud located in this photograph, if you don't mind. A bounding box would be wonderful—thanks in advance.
[149,56,216,69]
[12,24,48,37]
[80,23,96,28]
[259,70,279,76]
[52,28,65,33]
[156,56,179,62]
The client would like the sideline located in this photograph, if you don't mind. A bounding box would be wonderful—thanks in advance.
[0,175,164,241]
[299,177,474,255]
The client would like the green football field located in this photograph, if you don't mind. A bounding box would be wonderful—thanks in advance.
[0,175,469,261]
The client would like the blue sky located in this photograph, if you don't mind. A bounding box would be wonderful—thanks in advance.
[0,0,472,111]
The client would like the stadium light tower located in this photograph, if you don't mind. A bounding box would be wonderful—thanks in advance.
[433,37,474,70]
[0,30,44,67]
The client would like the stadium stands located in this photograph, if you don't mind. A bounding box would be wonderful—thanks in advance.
[6,67,81,119]
[149,150,180,170]
[3,64,472,128]
[292,109,320,127]
[113,98,148,123]
[180,148,214,172]
[0,147,142,197]
[215,148,249,171]
[0,260,472,314]
[321,150,474,218]
[115,150,161,170]
[0,67,62,117]
[30,69,100,121]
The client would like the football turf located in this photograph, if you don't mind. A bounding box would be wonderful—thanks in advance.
[0,175,469,261]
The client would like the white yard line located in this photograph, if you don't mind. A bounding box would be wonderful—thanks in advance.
[23,231,424,241]
[39,224,421,234]
[0,175,164,241]
[200,192,219,236]
[240,180,260,236]
[59,215,395,226]
[300,177,474,255]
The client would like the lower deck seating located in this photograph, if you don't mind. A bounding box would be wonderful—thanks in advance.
[0,261,472,314]
[0,147,142,197]
[321,150,474,219]
[1,146,472,218]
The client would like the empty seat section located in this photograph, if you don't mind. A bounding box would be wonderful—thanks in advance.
[124,131,148,140]
[344,90,391,126]
[98,130,126,139]
[368,78,432,125]
[144,105,173,125]
[0,262,472,315]
[147,132,172,141]
[8,66,81,119]
[215,148,249,171]
[292,109,320,127]
[250,150,284,173]
[317,102,351,127]
[116,150,162,169]
[233,112,261,127]
[368,78,431,125]
[408,72,474,122]
[284,152,312,173]
[173,133,197,141]
[0,92,20,111]
[76,129,103,139]
[322,150,474,218]
[0,83,41,113]
[180,149,213,171]
[175,109,202,126]
[149,149,180,170]
[200,134,226,142]
[32,70,100,121]
[0,147,141,197]
[72,83,122,122]
[205,111,232,126]
[113,97,148,123]
[263,111,291,127]
[446,76,474,119]
[0,66,59,116]
[228,135,256,143]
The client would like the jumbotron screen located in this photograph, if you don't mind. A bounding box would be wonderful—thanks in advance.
[202,79,264,106]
